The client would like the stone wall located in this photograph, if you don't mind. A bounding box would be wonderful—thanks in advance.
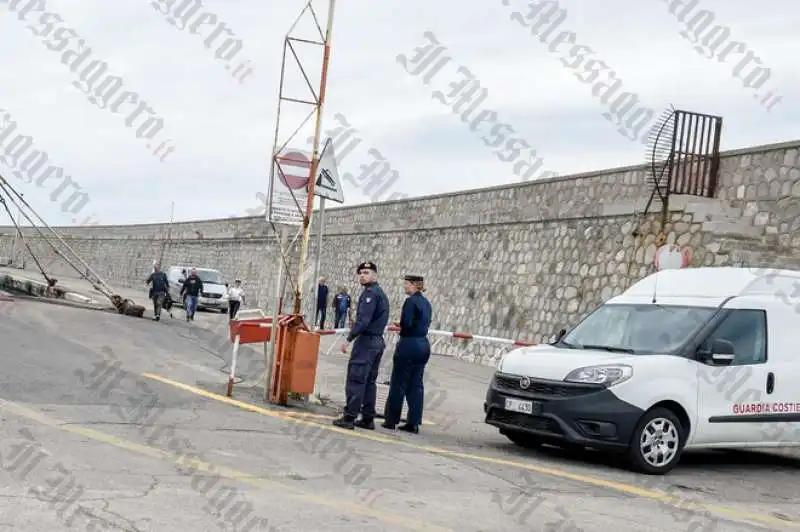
[1,139,798,363]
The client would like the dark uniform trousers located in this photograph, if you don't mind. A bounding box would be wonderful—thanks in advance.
[345,334,386,419]
[384,336,431,427]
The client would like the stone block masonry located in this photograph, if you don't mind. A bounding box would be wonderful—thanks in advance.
[1,139,798,363]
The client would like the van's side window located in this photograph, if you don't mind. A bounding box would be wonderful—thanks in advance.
[704,309,768,365]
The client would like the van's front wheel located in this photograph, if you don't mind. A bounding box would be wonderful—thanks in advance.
[627,407,685,475]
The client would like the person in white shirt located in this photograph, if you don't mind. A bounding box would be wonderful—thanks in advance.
[227,279,245,320]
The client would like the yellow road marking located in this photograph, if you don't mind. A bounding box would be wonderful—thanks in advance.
[143,372,799,530]
[0,398,451,532]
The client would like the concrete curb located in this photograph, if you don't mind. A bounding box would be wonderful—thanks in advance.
[0,272,100,305]
[9,293,115,312]
[0,290,14,302]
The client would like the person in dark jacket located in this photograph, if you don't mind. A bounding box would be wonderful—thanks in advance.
[145,263,170,321]
[382,274,432,434]
[333,262,390,430]
[315,278,329,329]
[333,286,352,329]
[180,268,203,322]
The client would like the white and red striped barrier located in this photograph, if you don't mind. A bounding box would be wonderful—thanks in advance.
[318,325,536,363]
[316,325,534,345]
[224,319,536,398]
[231,317,536,347]
[384,325,536,347]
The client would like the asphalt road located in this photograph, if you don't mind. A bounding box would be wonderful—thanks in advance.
[1,299,798,532]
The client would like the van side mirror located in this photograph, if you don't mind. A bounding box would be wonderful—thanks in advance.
[699,339,736,366]
[552,328,566,343]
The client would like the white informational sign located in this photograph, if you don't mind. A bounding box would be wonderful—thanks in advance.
[266,148,311,226]
[314,138,344,204]
[654,244,692,270]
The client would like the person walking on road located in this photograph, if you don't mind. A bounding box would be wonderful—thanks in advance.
[180,268,203,322]
[145,263,170,321]
[226,279,245,320]
[382,275,433,434]
[332,262,390,430]
[315,278,329,329]
[333,286,352,329]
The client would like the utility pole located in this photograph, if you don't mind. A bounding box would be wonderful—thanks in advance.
[309,197,326,324]
[263,0,337,404]
[294,0,336,315]
[159,201,175,265]
[11,193,22,267]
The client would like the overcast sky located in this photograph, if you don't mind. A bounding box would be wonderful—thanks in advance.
[0,0,797,227]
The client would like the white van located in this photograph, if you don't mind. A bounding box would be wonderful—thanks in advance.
[484,267,800,475]
[166,266,228,314]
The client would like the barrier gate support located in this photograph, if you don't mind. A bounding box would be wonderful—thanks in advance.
[227,309,273,397]
[226,310,321,405]
[268,314,320,405]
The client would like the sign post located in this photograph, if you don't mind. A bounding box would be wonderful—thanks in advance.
[264,225,287,402]
[263,0,338,405]
[309,137,344,326]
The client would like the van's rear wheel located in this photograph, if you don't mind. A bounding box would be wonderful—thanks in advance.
[627,407,685,475]
[503,430,543,449]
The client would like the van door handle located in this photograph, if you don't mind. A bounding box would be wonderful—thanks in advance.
[766,372,775,395]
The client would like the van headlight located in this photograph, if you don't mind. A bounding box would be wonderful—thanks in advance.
[564,365,632,386]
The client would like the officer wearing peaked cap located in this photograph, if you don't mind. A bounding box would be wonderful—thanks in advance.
[382,274,432,434]
[333,261,390,430]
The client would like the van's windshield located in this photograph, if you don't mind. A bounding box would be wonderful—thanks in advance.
[195,270,223,284]
[558,304,717,355]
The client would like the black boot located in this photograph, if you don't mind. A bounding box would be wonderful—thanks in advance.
[354,417,375,430]
[398,424,419,434]
[381,421,396,430]
[332,415,355,429]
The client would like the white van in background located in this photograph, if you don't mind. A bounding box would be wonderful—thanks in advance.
[166,266,228,314]
[484,267,800,475]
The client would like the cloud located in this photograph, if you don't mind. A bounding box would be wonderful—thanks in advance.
[0,0,796,226]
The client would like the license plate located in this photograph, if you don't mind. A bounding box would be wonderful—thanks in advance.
[505,398,536,414]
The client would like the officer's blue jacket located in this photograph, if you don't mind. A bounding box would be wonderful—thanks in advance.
[347,283,389,342]
[399,292,432,338]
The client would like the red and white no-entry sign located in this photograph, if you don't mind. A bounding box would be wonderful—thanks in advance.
[275,151,312,190]
[654,244,692,271]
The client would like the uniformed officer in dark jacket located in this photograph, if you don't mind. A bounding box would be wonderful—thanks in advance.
[333,261,390,430]
[382,274,432,433]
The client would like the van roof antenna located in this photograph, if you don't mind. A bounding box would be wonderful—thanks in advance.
[652,269,659,303]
